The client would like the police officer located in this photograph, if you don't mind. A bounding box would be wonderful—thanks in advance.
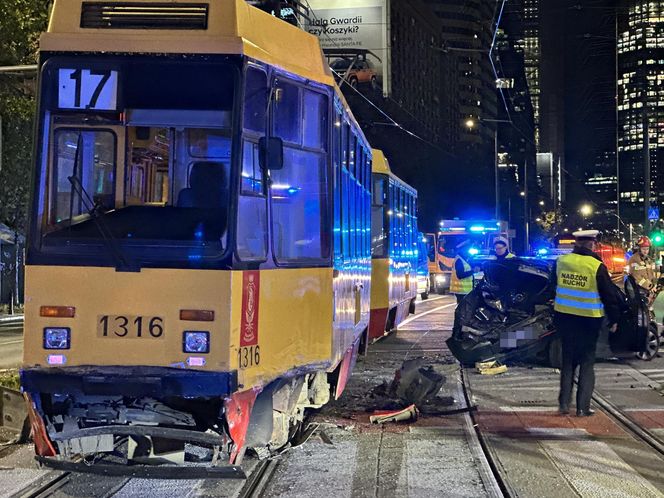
[554,230,622,417]
[450,241,475,304]
[629,236,657,291]
[491,236,515,260]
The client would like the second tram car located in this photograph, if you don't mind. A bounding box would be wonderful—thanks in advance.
[22,0,372,471]
[369,150,418,342]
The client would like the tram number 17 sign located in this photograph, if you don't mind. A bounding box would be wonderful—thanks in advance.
[58,69,118,111]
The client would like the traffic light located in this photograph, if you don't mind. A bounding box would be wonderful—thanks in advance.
[652,232,664,246]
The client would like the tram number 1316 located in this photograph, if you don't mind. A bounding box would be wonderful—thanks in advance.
[238,345,260,369]
[97,315,164,338]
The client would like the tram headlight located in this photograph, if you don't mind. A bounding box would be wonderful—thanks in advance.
[43,328,70,349]
[183,331,210,353]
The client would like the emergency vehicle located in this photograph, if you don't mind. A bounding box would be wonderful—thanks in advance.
[425,220,511,293]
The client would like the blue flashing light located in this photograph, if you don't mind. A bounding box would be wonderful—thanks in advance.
[469,225,485,232]
[468,247,479,256]
[537,248,549,256]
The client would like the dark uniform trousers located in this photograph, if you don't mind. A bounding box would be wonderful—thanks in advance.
[555,312,602,412]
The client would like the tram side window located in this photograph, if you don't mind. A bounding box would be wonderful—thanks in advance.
[237,141,267,260]
[52,129,115,224]
[303,91,327,149]
[273,81,300,144]
[371,175,386,257]
[244,68,267,133]
[271,148,328,262]
[332,109,342,261]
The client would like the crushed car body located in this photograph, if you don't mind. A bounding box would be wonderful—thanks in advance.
[447,258,652,366]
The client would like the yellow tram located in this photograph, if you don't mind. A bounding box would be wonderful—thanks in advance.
[21,0,372,472]
[369,150,418,342]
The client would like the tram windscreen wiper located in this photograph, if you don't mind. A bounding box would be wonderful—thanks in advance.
[67,175,139,272]
[66,132,138,272]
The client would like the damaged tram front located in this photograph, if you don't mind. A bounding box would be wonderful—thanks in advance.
[21,0,372,474]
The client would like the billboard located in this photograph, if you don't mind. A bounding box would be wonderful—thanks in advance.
[305,0,389,96]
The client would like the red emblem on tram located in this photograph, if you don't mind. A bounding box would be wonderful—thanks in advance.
[240,271,260,346]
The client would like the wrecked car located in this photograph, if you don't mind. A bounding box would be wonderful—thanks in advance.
[447,258,654,366]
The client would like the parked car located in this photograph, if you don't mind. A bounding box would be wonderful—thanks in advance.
[447,258,653,366]
[331,58,378,89]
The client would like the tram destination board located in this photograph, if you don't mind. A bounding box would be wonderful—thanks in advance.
[58,68,119,111]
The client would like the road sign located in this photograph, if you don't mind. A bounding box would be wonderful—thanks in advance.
[648,207,659,221]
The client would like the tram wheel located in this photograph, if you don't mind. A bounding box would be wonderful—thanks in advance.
[421,290,429,300]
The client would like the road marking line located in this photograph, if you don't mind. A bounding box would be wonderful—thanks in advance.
[418,295,446,303]
[542,440,664,497]
[0,340,23,346]
[398,300,456,328]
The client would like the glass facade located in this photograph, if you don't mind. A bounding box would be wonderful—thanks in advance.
[618,0,664,224]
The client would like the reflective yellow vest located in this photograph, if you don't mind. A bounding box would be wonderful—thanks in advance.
[450,256,473,295]
[554,253,604,318]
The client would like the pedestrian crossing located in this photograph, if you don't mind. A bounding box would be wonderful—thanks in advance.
[635,368,664,382]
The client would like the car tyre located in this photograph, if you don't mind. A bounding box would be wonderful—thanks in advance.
[548,337,562,369]
[409,299,416,315]
[349,76,358,88]
[370,76,378,90]
[635,322,660,361]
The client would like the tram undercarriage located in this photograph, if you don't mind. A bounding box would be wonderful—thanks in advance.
[22,366,332,475]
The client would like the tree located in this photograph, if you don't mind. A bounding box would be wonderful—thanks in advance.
[0,0,50,232]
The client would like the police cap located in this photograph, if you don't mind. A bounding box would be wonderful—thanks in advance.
[572,229,600,241]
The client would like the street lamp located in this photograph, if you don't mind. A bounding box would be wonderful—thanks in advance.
[579,204,593,217]
[465,116,512,221]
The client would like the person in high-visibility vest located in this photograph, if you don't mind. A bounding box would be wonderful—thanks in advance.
[554,229,622,417]
[491,236,516,260]
[450,241,476,303]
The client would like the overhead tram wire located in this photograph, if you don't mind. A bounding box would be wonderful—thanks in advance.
[296,0,449,156]
[490,0,511,124]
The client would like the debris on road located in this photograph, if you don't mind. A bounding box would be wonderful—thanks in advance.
[369,404,418,424]
[475,360,508,375]
[392,358,447,404]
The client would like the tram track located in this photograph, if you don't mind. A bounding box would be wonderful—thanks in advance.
[459,367,513,498]
[237,459,280,498]
[590,361,664,460]
[10,455,278,498]
[398,297,512,497]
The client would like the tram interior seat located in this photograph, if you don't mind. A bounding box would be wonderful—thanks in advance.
[177,162,227,210]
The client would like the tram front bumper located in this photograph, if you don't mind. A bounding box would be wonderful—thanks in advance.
[20,365,238,397]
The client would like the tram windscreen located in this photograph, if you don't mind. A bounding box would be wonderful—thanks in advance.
[34,60,236,267]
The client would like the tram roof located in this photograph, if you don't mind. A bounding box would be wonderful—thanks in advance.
[42,0,335,87]
[372,149,417,196]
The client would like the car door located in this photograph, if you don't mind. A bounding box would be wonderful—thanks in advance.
[607,276,649,353]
